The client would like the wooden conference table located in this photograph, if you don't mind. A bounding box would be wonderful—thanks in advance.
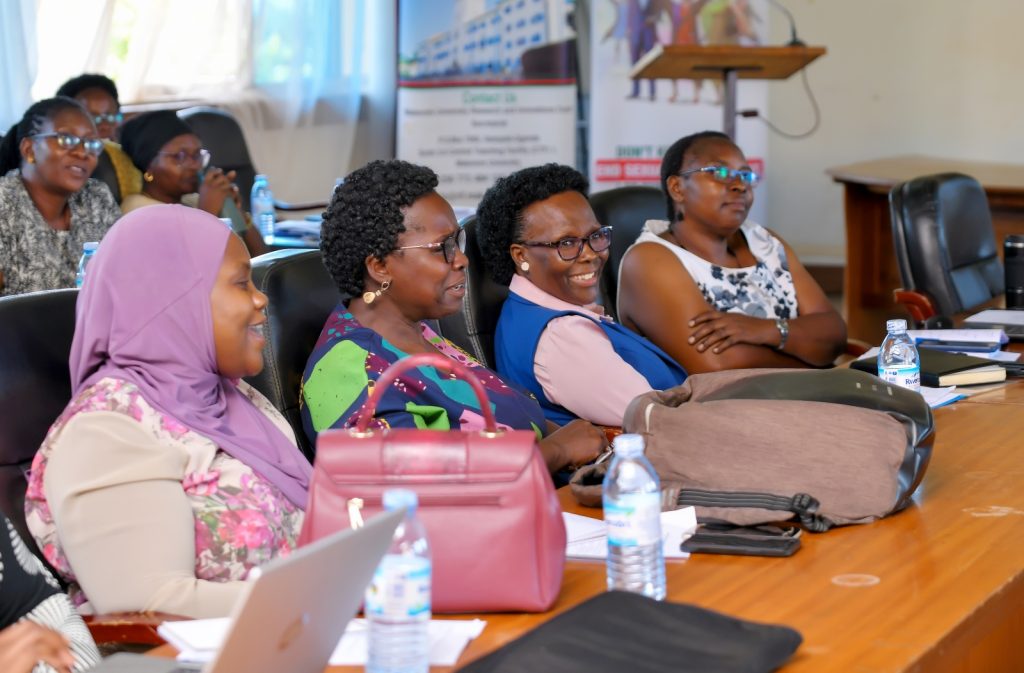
[154,372,1024,672]
[826,155,1024,344]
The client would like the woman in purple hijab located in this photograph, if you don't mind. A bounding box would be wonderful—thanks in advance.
[25,205,311,619]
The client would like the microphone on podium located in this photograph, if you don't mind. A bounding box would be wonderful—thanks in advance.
[764,0,805,46]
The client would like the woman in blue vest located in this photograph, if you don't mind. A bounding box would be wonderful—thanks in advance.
[476,164,687,427]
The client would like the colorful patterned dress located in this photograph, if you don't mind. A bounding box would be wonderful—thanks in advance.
[300,307,548,445]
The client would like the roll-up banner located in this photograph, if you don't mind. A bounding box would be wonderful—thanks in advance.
[588,0,768,223]
[397,0,579,210]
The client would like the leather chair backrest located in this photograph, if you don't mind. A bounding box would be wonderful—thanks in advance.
[177,106,257,211]
[889,173,1004,316]
[0,289,77,559]
[91,148,121,203]
[590,185,666,320]
[245,249,340,460]
[436,215,508,369]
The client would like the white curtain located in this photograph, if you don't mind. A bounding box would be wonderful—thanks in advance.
[1,0,37,131]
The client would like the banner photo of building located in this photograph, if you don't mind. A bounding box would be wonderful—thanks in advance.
[397,0,578,209]
[588,0,769,223]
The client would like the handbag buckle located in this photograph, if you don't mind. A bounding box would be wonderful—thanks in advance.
[479,429,505,439]
[348,428,375,438]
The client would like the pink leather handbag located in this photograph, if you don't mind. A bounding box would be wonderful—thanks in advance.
[299,352,566,613]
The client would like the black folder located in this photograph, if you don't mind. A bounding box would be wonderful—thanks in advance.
[457,591,802,673]
[851,348,1008,386]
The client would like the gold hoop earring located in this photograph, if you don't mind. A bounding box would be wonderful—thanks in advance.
[520,261,530,272]
[143,172,154,183]
[362,279,391,305]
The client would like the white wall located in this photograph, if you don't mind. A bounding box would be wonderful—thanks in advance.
[765,0,1024,264]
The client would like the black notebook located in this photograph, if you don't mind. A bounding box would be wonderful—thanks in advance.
[851,348,1007,386]
[457,591,802,673]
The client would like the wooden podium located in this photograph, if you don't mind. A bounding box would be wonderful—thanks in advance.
[630,44,826,138]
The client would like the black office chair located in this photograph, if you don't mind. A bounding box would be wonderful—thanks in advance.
[590,186,666,320]
[889,173,1004,325]
[0,289,78,562]
[177,106,258,211]
[436,215,508,369]
[90,148,122,203]
[245,249,340,460]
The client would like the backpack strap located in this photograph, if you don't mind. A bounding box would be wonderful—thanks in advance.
[669,488,834,532]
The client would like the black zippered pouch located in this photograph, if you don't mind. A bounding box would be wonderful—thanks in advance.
[681,523,802,557]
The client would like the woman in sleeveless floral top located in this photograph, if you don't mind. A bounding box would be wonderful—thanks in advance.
[26,206,311,619]
[618,131,846,374]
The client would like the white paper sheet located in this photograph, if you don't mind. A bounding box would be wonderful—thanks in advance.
[966,309,1024,326]
[908,328,1008,344]
[159,617,486,667]
[563,508,696,561]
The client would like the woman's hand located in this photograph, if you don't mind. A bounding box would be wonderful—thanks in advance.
[688,310,779,354]
[540,419,608,472]
[0,621,75,673]
[197,167,238,216]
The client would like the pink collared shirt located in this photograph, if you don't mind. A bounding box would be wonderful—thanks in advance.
[509,275,654,427]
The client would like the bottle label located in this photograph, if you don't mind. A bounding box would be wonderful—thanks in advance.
[604,492,662,547]
[365,555,431,619]
[880,364,921,390]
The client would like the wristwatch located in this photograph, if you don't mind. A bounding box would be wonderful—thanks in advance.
[775,318,789,351]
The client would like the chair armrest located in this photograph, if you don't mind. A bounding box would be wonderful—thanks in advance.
[893,289,937,325]
[84,612,187,646]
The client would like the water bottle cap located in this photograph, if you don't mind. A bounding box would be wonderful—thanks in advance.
[382,488,418,513]
[83,242,99,252]
[886,319,908,333]
[612,433,645,457]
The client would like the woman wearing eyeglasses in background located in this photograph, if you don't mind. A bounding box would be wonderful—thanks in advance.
[301,159,606,472]
[56,73,142,201]
[617,131,846,375]
[0,97,121,297]
[476,164,687,428]
[119,110,266,256]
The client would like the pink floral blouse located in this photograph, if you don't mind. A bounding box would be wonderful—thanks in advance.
[25,377,304,608]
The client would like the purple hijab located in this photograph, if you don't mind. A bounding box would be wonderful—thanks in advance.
[70,205,311,507]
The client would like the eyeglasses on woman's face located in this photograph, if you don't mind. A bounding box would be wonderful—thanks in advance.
[32,132,104,156]
[516,225,613,262]
[157,148,211,168]
[396,226,467,265]
[92,113,124,126]
[680,165,760,187]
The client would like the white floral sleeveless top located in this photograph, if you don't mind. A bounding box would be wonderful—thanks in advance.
[624,219,798,320]
[25,377,304,608]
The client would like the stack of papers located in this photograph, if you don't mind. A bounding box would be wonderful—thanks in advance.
[272,219,322,242]
[563,508,697,561]
[909,328,1008,354]
[158,617,486,667]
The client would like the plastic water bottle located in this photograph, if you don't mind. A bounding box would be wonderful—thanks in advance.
[250,174,275,238]
[75,242,99,288]
[878,318,921,392]
[366,489,431,673]
[603,433,666,600]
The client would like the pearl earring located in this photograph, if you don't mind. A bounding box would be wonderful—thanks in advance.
[520,261,530,272]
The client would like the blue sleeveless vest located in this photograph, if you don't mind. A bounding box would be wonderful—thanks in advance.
[494,292,688,425]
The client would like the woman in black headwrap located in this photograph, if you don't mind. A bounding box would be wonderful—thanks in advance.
[120,111,266,255]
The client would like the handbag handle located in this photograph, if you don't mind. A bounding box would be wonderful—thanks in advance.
[352,352,500,434]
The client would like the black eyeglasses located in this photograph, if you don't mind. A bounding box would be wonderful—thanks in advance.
[32,132,104,156]
[517,225,613,262]
[397,227,467,265]
[680,165,760,186]
[157,148,211,168]
[92,113,124,126]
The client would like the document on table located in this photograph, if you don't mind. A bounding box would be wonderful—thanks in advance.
[158,617,486,667]
[563,508,697,561]
[966,309,1024,326]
